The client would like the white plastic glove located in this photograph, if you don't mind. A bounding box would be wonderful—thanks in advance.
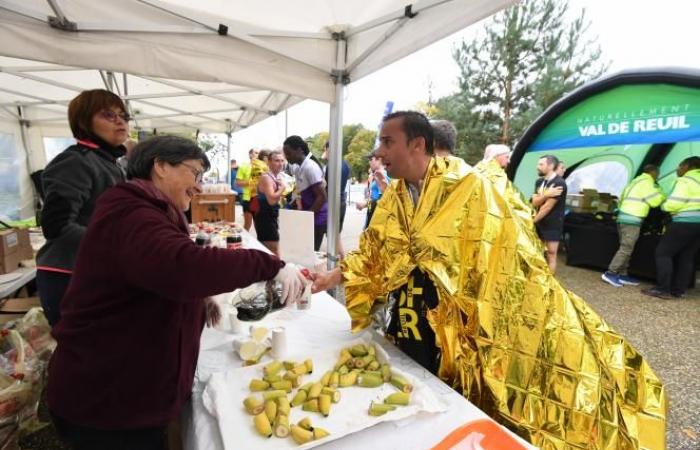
[273,263,307,305]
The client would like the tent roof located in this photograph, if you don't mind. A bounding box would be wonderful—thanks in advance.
[0,0,514,133]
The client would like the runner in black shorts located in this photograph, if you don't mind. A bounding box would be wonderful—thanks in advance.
[532,155,567,273]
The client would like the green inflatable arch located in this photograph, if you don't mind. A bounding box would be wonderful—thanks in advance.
[509,68,700,197]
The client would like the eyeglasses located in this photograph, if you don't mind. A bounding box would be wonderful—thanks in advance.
[180,162,204,183]
[99,110,131,123]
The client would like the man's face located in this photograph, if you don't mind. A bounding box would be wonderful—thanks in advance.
[368,156,381,172]
[677,163,689,177]
[649,169,659,181]
[376,118,420,179]
[537,158,553,177]
[230,160,238,169]
[556,163,566,177]
[283,145,301,165]
[249,150,259,162]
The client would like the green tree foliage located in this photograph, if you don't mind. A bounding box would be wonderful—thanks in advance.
[435,0,608,164]
[346,129,377,179]
[306,124,376,179]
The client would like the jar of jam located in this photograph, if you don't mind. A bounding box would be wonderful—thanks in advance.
[226,233,242,250]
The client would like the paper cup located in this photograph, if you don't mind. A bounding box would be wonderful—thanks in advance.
[270,327,287,359]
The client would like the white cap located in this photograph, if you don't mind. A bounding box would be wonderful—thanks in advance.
[483,144,511,162]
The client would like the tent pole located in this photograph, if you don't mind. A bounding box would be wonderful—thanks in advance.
[327,33,347,281]
[225,120,232,185]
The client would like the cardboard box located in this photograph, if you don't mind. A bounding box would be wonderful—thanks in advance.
[191,193,236,223]
[0,297,41,314]
[581,189,600,209]
[0,229,28,275]
[565,194,584,208]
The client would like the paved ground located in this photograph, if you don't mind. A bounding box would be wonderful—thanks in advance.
[20,204,698,449]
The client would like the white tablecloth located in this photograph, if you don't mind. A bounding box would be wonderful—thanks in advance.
[185,294,535,450]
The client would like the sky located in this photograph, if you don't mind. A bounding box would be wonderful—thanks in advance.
[216,0,700,171]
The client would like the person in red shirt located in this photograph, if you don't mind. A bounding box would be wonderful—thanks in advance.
[47,136,305,450]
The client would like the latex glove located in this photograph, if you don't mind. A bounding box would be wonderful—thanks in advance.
[274,263,306,305]
[204,297,221,328]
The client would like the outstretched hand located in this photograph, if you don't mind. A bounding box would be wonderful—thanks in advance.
[311,268,343,294]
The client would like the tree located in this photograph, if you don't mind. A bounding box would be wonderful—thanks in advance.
[435,0,608,164]
[346,129,377,179]
[305,124,370,173]
[307,131,329,159]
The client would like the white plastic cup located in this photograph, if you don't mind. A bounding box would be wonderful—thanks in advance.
[270,327,287,359]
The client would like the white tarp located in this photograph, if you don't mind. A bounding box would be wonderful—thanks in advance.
[0,0,514,222]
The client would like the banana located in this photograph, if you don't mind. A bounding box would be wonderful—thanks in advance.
[290,425,314,444]
[243,395,264,415]
[368,401,397,416]
[357,374,383,388]
[291,389,307,407]
[283,371,299,388]
[299,382,314,392]
[367,360,380,371]
[297,416,314,431]
[263,360,283,378]
[335,350,352,370]
[319,394,331,417]
[390,373,414,393]
[270,380,293,392]
[307,382,323,399]
[338,365,349,375]
[244,347,269,366]
[264,399,277,423]
[339,372,358,387]
[322,387,341,403]
[384,392,410,406]
[367,344,376,357]
[277,396,291,416]
[349,344,368,357]
[293,363,309,376]
[248,379,270,392]
[313,427,330,440]
[320,370,333,387]
[283,360,297,370]
[361,370,382,378]
[253,412,272,437]
[381,364,392,382]
[262,389,287,401]
[263,373,282,383]
[302,399,319,412]
[274,414,289,438]
[353,357,367,369]
[329,372,340,388]
[304,358,314,374]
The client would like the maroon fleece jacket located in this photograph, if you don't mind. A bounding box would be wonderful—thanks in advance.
[47,182,283,429]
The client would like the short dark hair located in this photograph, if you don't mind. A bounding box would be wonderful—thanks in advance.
[258,150,271,161]
[642,164,658,175]
[539,154,559,167]
[680,156,700,171]
[127,136,210,180]
[283,135,310,155]
[68,89,127,140]
[431,120,456,153]
[383,111,434,155]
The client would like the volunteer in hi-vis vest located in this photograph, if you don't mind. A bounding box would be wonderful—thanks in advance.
[642,156,700,299]
[36,89,128,326]
[602,165,664,288]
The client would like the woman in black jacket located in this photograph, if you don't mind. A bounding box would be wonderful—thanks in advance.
[36,89,129,325]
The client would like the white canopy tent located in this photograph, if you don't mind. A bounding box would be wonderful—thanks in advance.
[0,0,514,265]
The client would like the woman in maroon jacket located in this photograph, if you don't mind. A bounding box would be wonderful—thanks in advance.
[47,136,305,450]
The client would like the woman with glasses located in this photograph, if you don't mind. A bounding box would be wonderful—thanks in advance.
[47,136,306,450]
[36,89,131,326]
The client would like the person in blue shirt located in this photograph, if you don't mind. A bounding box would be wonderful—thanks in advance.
[356,150,390,229]
[229,159,243,202]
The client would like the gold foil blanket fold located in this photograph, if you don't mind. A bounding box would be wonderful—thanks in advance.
[341,158,666,449]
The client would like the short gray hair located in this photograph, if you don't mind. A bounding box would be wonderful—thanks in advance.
[431,120,457,153]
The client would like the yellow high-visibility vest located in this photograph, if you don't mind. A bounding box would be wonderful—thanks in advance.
[618,173,665,222]
[662,168,700,222]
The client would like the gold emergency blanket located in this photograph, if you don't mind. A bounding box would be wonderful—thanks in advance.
[341,157,666,449]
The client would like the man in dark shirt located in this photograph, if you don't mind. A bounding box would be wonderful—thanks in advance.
[532,154,567,273]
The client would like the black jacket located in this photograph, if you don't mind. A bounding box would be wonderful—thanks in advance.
[36,138,125,272]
